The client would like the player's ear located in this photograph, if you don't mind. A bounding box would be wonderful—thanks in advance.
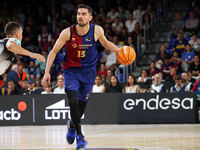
[89,15,93,21]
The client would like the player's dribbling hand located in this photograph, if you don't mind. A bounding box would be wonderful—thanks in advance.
[42,72,51,88]
[30,53,46,62]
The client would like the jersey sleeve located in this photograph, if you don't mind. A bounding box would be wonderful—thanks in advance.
[7,38,21,46]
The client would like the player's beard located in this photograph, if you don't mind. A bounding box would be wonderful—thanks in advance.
[78,21,89,27]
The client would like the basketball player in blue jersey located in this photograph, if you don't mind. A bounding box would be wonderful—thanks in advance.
[0,22,45,75]
[42,4,120,150]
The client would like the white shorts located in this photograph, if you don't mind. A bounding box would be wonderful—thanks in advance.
[0,60,11,75]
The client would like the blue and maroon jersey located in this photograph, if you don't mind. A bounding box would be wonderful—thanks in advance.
[62,24,98,69]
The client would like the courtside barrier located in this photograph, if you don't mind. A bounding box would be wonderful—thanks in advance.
[0,93,198,126]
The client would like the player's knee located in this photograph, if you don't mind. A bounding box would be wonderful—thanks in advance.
[65,89,78,107]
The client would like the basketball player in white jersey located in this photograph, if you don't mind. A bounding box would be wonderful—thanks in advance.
[0,21,45,75]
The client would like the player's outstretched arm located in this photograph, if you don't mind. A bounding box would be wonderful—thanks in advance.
[42,28,70,87]
[95,25,119,53]
[7,42,46,62]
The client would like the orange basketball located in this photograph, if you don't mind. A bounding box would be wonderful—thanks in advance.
[117,46,136,65]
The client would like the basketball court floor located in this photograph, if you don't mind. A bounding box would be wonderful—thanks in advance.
[0,124,200,150]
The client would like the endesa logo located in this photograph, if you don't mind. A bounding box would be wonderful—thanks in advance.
[123,95,193,110]
[45,99,84,120]
[0,101,27,121]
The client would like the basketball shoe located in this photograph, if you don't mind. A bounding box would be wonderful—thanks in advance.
[66,120,76,144]
[76,135,88,150]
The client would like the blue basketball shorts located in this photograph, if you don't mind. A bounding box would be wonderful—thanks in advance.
[63,65,96,102]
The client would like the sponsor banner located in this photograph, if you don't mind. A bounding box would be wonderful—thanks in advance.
[0,95,33,125]
[34,94,71,125]
[0,93,198,126]
[119,92,199,124]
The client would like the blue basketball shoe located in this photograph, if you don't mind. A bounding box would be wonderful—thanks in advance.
[76,135,88,150]
[66,120,76,144]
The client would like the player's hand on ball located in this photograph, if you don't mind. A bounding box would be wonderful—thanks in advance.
[31,53,46,62]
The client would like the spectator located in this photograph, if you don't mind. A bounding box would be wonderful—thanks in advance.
[20,79,28,95]
[172,32,188,55]
[113,35,123,48]
[145,4,155,17]
[106,7,119,23]
[26,60,41,80]
[161,55,176,79]
[0,73,6,89]
[158,71,165,82]
[4,80,20,95]
[125,13,137,33]
[35,6,47,31]
[166,67,177,82]
[61,0,75,15]
[170,75,186,92]
[22,25,38,53]
[191,71,200,100]
[52,26,61,46]
[188,54,200,77]
[149,74,166,93]
[133,4,145,25]
[118,28,128,44]
[105,69,113,84]
[100,48,117,70]
[181,72,194,91]
[148,61,160,77]
[41,82,53,94]
[126,36,136,50]
[23,79,37,95]
[6,64,22,90]
[184,11,199,38]
[117,5,129,22]
[35,50,48,77]
[141,13,151,30]
[25,17,37,35]
[35,79,42,90]
[123,75,140,93]
[170,50,181,69]
[92,75,106,93]
[98,63,107,82]
[104,23,113,41]
[111,17,123,35]
[53,75,65,94]
[38,25,52,53]
[169,13,185,39]
[47,6,59,32]
[95,6,106,27]
[188,32,200,55]
[181,44,195,72]
[18,62,26,82]
[130,23,145,51]
[138,69,149,82]
[106,75,122,93]
[155,44,168,69]
[56,8,71,30]
[187,70,197,84]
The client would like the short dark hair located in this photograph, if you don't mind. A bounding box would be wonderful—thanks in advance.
[8,80,15,84]
[175,75,182,80]
[78,4,93,15]
[4,22,21,37]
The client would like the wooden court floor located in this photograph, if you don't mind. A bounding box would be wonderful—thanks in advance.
[0,124,200,150]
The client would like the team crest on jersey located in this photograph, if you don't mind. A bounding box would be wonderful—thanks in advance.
[85,37,91,42]
[72,38,75,41]
[72,43,77,48]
